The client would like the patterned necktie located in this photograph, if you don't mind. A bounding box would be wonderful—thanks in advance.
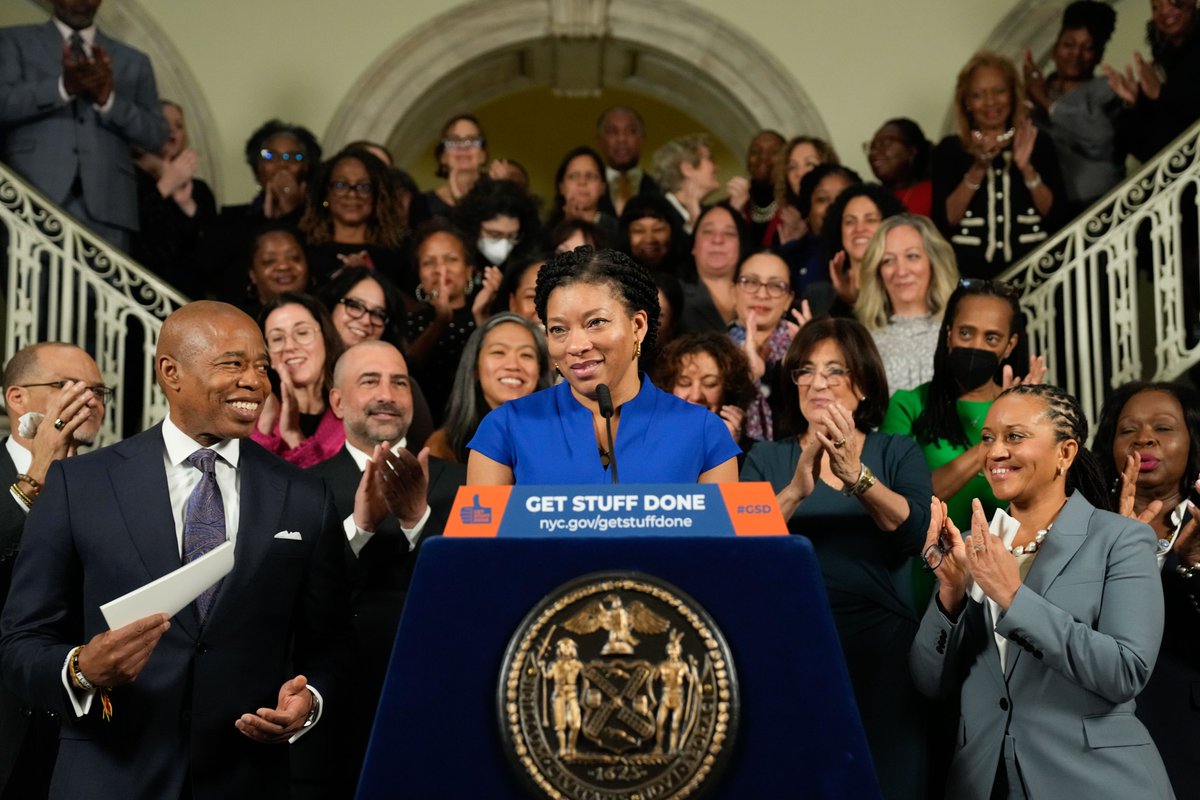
[183,449,226,623]
[68,32,87,63]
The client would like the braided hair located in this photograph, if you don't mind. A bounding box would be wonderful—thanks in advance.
[534,246,661,351]
[997,384,1111,510]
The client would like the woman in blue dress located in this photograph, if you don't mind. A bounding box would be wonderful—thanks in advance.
[467,246,740,484]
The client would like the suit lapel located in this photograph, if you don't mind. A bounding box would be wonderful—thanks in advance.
[38,21,63,66]
[109,427,201,639]
[1005,493,1093,680]
[203,445,286,629]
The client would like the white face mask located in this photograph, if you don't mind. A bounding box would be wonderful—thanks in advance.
[477,236,515,266]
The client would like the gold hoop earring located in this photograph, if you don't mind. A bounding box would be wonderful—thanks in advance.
[1055,465,1064,478]
[634,340,642,360]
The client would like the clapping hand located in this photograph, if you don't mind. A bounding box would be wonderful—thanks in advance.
[828,251,859,305]
[784,300,813,339]
[809,402,862,488]
[1172,482,1200,566]
[964,499,1021,610]
[1012,118,1038,172]
[925,497,971,599]
[1022,48,1051,112]
[472,265,503,326]
[263,170,303,219]
[741,309,765,381]
[725,176,750,214]
[1001,355,1048,390]
[1116,453,1164,525]
[718,405,745,442]
[275,366,303,449]
[354,443,431,531]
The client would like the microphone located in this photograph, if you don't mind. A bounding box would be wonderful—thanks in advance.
[596,384,619,484]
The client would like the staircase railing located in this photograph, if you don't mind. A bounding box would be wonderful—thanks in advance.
[0,161,188,447]
[1000,118,1200,428]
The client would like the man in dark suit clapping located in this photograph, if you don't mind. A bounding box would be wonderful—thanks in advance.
[303,340,464,795]
[0,302,349,800]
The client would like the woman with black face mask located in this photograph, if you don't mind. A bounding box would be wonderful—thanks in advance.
[881,279,1047,539]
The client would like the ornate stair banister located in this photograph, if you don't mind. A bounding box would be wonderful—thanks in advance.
[0,160,189,447]
[1000,117,1200,428]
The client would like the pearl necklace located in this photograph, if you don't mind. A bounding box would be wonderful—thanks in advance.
[1009,527,1050,556]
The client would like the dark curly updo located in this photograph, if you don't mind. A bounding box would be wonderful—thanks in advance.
[535,246,661,351]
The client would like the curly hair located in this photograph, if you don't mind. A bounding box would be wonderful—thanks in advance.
[856,214,961,330]
[1061,1,1117,61]
[996,384,1110,509]
[299,147,406,249]
[778,317,890,435]
[243,119,322,181]
[913,280,1027,449]
[819,182,907,263]
[655,331,757,412]
[1092,381,1200,502]
[775,136,840,210]
[452,178,542,263]
[439,312,553,461]
[535,246,661,351]
[953,51,1027,147]
[796,163,862,221]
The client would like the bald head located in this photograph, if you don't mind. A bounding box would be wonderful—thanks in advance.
[3,342,105,446]
[329,340,413,450]
[156,301,270,445]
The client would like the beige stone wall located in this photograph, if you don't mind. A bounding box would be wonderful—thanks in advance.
[1,0,1158,204]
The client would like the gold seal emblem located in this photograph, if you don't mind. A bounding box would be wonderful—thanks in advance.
[499,572,738,799]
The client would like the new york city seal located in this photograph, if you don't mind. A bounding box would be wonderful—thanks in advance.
[499,572,738,799]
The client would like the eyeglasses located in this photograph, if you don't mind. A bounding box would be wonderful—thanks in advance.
[957,277,1022,299]
[329,180,373,198]
[339,297,389,326]
[735,275,791,297]
[480,228,520,244]
[922,534,952,572]
[791,366,849,387]
[443,137,483,151]
[19,380,114,404]
[259,148,305,163]
[266,324,319,352]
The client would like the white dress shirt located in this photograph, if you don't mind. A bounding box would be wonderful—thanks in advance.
[52,18,116,113]
[341,439,431,558]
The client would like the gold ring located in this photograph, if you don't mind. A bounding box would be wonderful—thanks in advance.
[53,418,66,431]
[973,545,984,553]
[834,438,846,449]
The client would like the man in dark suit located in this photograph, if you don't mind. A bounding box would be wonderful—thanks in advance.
[305,340,464,794]
[0,302,349,800]
[596,106,660,217]
[0,0,167,251]
[0,343,107,798]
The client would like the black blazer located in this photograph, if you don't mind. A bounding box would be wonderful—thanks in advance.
[0,426,350,800]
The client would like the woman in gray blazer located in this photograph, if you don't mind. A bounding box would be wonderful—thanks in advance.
[910,383,1174,799]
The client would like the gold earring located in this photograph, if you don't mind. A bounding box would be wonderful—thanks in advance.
[322,200,330,208]
[634,340,642,360]
[1055,465,1064,478]
[553,361,562,375]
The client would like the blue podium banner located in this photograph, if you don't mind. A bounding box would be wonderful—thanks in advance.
[444,482,787,538]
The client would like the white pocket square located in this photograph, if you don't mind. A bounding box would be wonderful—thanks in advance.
[273,530,303,541]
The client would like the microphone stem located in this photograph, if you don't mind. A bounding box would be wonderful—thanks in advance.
[604,415,618,484]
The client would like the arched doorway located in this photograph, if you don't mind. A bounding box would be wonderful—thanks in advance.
[324,0,829,194]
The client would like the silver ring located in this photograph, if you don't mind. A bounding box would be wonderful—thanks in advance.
[53,418,65,431]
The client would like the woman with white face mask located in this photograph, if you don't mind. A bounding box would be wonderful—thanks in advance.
[452,177,542,274]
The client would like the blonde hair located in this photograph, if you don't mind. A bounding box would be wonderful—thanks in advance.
[953,51,1026,146]
[855,214,960,330]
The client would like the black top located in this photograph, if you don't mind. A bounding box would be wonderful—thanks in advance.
[131,169,217,299]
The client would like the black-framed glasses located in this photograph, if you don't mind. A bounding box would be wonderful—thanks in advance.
[259,148,305,163]
[339,297,389,326]
[957,277,1021,299]
[791,366,849,387]
[20,380,114,404]
[735,275,791,297]
[922,531,953,572]
[329,180,373,198]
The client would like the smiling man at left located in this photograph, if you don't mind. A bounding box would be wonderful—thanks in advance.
[0,302,351,800]
[0,0,167,252]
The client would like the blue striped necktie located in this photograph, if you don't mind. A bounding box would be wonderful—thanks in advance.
[183,449,226,623]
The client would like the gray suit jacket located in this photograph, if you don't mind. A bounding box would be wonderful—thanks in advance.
[910,492,1174,799]
[0,21,166,231]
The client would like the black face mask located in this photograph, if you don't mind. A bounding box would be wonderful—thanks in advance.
[947,347,1000,390]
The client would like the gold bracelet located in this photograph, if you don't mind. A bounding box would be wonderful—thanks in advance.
[10,482,34,507]
[69,647,95,691]
[842,464,878,498]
